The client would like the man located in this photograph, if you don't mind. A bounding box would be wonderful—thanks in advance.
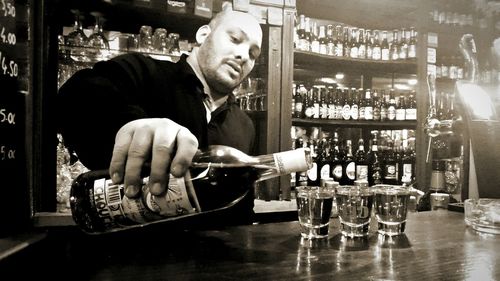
[58,10,263,225]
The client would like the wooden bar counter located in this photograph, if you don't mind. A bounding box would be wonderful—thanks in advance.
[2,210,499,280]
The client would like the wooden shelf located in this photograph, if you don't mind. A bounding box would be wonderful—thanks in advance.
[294,50,418,76]
[292,118,417,129]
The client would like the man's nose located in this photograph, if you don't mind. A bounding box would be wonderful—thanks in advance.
[234,44,250,62]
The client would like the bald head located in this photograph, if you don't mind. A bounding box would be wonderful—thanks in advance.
[194,10,263,96]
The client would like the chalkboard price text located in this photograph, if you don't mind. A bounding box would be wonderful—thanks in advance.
[0,145,15,160]
[1,0,15,18]
[0,51,18,77]
[0,26,16,45]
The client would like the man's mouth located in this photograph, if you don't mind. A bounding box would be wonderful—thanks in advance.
[225,60,242,76]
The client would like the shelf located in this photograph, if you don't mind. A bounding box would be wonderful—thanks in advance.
[292,118,417,129]
[293,50,418,76]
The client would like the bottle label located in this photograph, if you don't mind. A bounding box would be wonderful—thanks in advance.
[346,162,356,180]
[320,104,329,119]
[402,163,413,183]
[92,175,196,227]
[396,108,406,120]
[405,108,417,120]
[307,162,318,181]
[273,148,311,174]
[320,164,331,179]
[342,105,351,120]
[332,164,342,180]
[356,165,368,181]
[384,164,398,180]
[372,47,381,60]
[328,104,336,119]
[350,105,359,120]
[388,106,396,120]
[364,106,373,120]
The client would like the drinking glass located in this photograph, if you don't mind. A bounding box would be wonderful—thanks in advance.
[373,184,411,236]
[296,186,334,239]
[336,185,374,238]
[139,25,154,53]
[65,9,89,62]
[87,11,110,61]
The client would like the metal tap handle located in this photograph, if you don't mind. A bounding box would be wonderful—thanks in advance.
[459,34,479,83]
[427,73,437,117]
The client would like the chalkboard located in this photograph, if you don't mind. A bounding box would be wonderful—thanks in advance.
[0,0,31,237]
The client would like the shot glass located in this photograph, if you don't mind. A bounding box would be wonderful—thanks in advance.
[373,185,411,236]
[430,193,450,211]
[296,186,335,239]
[335,185,374,238]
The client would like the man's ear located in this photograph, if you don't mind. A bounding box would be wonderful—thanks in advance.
[196,25,211,44]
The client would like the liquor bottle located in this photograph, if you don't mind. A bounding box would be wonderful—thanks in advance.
[372,89,381,121]
[303,17,311,52]
[334,87,344,119]
[381,30,390,61]
[349,27,359,59]
[379,90,388,121]
[326,24,335,56]
[291,83,296,115]
[342,88,351,120]
[317,138,331,184]
[368,132,383,186]
[358,28,366,59]
[364,89,373,120]
[334,25,344,57]
[436,91,446,121]
[382,140,399,185]
[304,87,314,119]
[387,89,397,121]
[358,89,366,120]
[390,29,400,60]
[365,29,373,60]
[355,138,369,182]
[407,27,417,58]
[329,132,343,183]
[327,86,336,120]
[70,145,312,234]
[342,139,356,185]
[372,30,381,60]
[399,139,415,186]
[297,15,308,51]
[318,25,328,55]
[343,27,351,58]
[395,95,406,121]
[310,21,320,53]
[350,88,359,120]
[405,91,417,120]
[307,139,319,186]
[417,160,448,211]
[319,86,329,119]
[312,86,320,119]
[293,84,304,118]
[399,28,408,60]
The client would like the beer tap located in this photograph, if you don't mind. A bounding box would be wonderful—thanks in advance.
[425,73,440,163]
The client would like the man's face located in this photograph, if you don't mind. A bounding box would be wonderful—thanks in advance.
[198,13,262,94]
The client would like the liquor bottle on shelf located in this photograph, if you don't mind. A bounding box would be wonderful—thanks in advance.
[358,89,366,120]
[381,30,390,61]
[304,87,314,119]
[317,138,331,185]
[358,28,366,59]
[326,24,335,56]
[343,27,351,58]
[365,29,373,60]
[334,87,344,120]
[342,88,351,120]
[387,89,397,121]
[355,138,369,182]
[334,25,344,57]
[390,29,400,61]
[327,86,336,120]
[399,139,415,186]
[304,17,312,52]
[349,27,359,59]
[307,139,319,186]
[372,30,382,60]
[350,88,359,120]
[310,21,320,54]
[70,145,312,234]
[312,86,320,119]
[293,84,304,118]
[329,132,343,183]
[379,90,388,121]
[318,25,328,55]
[382,140,399,185]
[407,27,417,59]
[342,139,356,185]
[372,89,381,121]
[368,132,383,186]
[399,28,408,60]
[395,95,406,121]
[364,89,374,120]
[297,15,308,51]
[320,86,329,119]
[405,91,417,120]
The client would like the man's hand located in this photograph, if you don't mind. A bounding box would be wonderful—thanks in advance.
[109,118,198,198]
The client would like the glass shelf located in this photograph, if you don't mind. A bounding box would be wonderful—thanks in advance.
[292,118,417,129]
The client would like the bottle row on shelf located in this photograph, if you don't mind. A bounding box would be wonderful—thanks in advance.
[292,84,417,122]
[293,14,417,61]
[291,129,416,188]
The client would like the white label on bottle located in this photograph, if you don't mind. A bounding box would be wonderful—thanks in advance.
[307,163,318,181]
[405,108,417,120]
[273,148,310,174]
[328,104,336,119]
[333,164,342,180]
[346,162,356,180]
[396,108,406,120]
[356,165,368,181]
[320,164,331,179]
[342,105,351,120]
[402,163,413,183]
[350,105,359,120]
[384,164,397,179]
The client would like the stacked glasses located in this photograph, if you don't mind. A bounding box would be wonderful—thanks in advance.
[296,183,411,239]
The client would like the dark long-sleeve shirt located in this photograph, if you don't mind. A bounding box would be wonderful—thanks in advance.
[57,53,256,227]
